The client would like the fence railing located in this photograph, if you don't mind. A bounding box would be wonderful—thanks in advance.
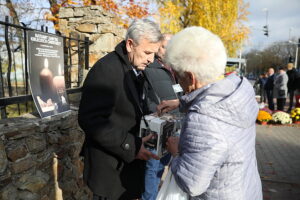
[0,16,90,119]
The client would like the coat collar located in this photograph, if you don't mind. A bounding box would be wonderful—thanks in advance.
[115,41,132,70]
[115,41,145,116]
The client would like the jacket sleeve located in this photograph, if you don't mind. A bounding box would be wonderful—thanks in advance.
[171,113,228,197]
[78,61,141,163]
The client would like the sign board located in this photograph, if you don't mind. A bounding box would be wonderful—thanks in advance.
[27,30,70,118]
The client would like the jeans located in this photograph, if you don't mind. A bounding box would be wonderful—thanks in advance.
[142,149,171,200]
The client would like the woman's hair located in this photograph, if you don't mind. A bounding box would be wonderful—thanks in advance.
[125,19,163,44]
[165,26,227,84]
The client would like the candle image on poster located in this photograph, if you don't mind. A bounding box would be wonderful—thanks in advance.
[27,30,70,118]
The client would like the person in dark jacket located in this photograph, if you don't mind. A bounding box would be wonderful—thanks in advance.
[144,34,179,112]
[78,19,162,200]
[254,73,268,103]
[264,67,275,110]
[142,34,181,200]
[287,62,300,112]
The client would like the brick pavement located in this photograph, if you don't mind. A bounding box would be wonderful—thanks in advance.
[256,124,300,200]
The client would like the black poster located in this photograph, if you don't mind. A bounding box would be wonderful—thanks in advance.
[27,30,70,118]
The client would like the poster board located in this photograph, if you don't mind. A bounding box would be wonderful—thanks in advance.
[27,30,70,118]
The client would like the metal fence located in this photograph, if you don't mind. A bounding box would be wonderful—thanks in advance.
[0,16,90,119]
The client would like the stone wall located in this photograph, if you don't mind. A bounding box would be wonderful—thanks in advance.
[0,111,91,200]
[58,5,126,68]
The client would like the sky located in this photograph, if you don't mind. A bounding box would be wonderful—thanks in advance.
[1,0,299,54]
[244,0,300,52]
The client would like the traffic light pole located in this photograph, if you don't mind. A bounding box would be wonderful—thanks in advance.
[263,9,269,37]
[295,41,299,69]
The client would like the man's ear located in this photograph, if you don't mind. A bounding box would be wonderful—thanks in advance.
[126,39,134,53]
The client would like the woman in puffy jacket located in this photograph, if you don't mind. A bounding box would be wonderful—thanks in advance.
[157,26,262,200]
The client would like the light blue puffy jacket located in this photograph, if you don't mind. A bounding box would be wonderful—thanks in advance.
[171,74,262,200]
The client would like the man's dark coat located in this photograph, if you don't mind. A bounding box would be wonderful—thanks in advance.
[78,41,146,200]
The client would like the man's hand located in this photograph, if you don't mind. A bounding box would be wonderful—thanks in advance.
[166,136,179,157]
[136,133,160,161]
[157,99,180,116]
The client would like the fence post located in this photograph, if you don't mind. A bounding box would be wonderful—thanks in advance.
[84,37,89,70]
[63,37,70,88]
[0,56,7,119]
[77,35,83,87]
[5,16,13,97]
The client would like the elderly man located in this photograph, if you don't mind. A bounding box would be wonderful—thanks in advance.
[157,26,262,200]
[78,19,162,200]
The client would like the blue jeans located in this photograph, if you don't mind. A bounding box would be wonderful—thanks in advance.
[142,149,171,200]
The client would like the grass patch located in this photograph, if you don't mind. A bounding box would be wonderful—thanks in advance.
[1,101,36,119]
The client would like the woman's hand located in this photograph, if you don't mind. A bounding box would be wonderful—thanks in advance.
[156,99,180,116]
[166,136,179,157]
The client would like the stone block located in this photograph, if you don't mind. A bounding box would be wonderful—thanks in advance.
[74,8,85,17]
[90,33,116,52]
[60,128,84,145]
[61,179,79,197]
[81,16,110,24]
[5,125,37,140]
[0,171,12,187]
[47,131,61,145]
[66,142,83,158]
[36,150,54,170]
[39,124,50,132]
[40,195,50,200]
[0,140,8,174]
[25,134,47,153]
[11,156,35,174]
[90,5,103,12]
[17,190,40,200]
[0,184,18,200]
[76,24,97,33]
[17,170,49,193]
[60,116,77,130]
[59,7,74,18]
[6,144,28,162]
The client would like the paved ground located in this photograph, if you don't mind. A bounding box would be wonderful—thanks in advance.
[256,125,300,200]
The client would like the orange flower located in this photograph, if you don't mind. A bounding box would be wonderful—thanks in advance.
[257,110,272,122]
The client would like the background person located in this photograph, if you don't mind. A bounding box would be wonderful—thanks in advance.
[254,73,268,103]
[274,67,289,111]
[78,19,162,200]
[142,34,180,200]
[264,67,275,110]
[286,59,299,112]
[158,26,262,200]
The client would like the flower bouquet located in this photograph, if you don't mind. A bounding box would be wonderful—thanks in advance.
[257,110,272,125]
[271,111,292,124]
[290,108,300,124]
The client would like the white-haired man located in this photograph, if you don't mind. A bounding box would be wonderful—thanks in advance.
[157,26,262,200]
[78,19,162,200]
